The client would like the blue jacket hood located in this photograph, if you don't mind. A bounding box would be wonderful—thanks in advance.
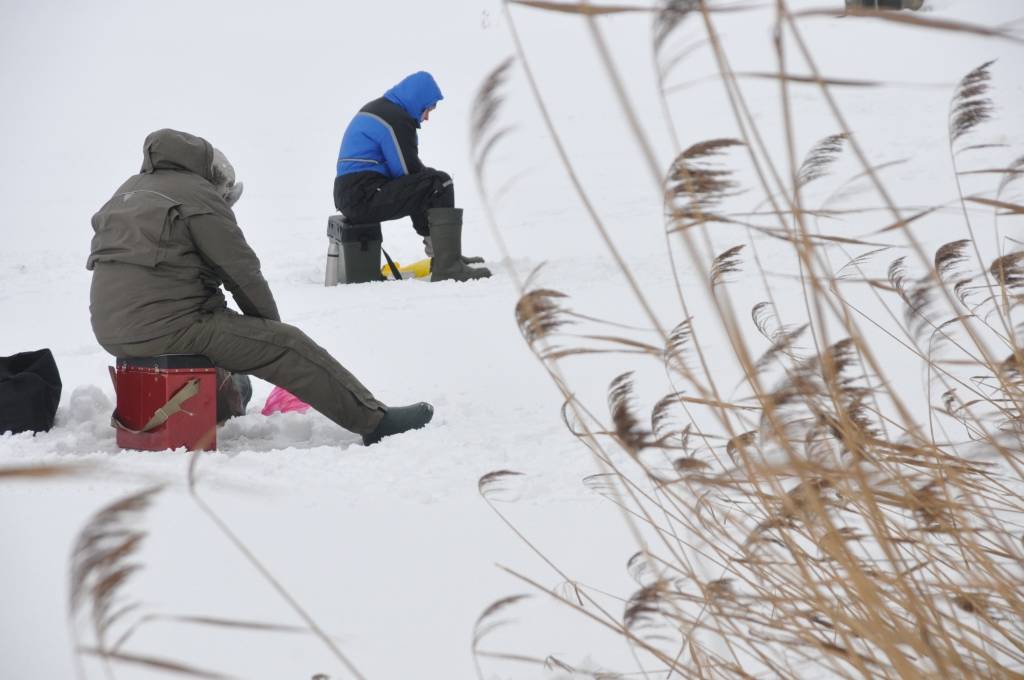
[384,72,444,123]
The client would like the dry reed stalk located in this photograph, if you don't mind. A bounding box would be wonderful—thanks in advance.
[185,453,367,680]
[483,14,703,608]
[55,456,362,679]
[473,1,1024,678]
[66,486,246,679]
[0,462,90,479]
[69,486,162,669]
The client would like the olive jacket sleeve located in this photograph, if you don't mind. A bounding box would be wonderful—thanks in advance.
[186,212,281,322]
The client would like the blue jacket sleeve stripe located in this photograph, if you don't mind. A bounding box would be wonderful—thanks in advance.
[360,112,408,177]
[339,158,382,165]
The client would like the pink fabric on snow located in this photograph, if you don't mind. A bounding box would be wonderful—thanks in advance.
[261,386,311,416]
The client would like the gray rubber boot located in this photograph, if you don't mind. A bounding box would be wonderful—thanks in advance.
[427,208,492,282]
[362,402,434,445]
[424,236,486,266]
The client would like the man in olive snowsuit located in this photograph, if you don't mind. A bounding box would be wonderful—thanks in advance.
[88,129,432,445]
[333,71,491,282]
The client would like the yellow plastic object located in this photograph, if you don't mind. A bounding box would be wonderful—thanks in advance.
[381,258,432,279]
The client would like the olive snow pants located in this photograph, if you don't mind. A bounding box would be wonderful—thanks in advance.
[101,311,385,435]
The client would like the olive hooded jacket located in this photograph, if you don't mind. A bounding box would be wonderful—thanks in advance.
[87,129,279,345]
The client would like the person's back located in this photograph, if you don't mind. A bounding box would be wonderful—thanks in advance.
[88,129,269,344]
[336,72,440,180]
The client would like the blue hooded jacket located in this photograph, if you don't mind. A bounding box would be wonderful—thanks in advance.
[336,72,444,179]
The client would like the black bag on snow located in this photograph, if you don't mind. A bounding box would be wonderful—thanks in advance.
[0,349,63,434]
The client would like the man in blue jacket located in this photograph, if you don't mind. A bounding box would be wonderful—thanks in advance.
[333,71,491,282]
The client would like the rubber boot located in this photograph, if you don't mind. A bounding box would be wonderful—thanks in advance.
[424,237,485,265]
[362,402,434,445]
[427,208,492,282]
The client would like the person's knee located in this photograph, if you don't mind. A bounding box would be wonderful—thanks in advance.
[429,170,455,208]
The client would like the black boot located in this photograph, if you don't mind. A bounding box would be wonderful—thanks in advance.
[427,208,492,282]
[362,402,434,445]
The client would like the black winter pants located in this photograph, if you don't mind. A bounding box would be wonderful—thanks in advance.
[334,169,454,236]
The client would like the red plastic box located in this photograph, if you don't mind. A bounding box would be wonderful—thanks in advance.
[113,355,217,452]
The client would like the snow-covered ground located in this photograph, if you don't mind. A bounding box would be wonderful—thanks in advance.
[2,1,1023,678]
